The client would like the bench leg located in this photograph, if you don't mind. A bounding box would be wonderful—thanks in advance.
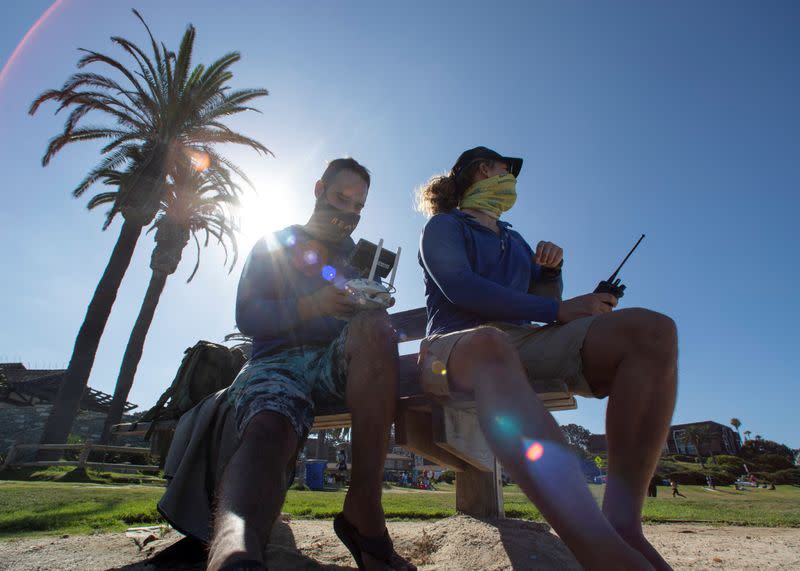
[455,458,504,518]
[152,428,176,469]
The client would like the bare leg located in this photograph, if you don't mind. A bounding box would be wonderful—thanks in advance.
[340,310,415,571]
[207,412,298,571]
[582,308,678,571]
[448,328,652,571]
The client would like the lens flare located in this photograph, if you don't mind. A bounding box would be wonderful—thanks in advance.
[431,360,447,376]
[525,441,544,462]
[303,249,319,265]
[0,0,66,89]
[494,415,518,436]
[321,265,336,281]
[188,149,211,172]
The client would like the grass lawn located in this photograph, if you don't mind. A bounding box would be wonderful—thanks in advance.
[1,480,798,539]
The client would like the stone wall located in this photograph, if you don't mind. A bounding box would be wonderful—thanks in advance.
[0,403,146,455]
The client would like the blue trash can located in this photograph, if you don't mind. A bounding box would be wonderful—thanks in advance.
[305,460,326,491]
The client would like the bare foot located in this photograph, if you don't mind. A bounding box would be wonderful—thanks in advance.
[340,500,416,571]
[618,529,672,571]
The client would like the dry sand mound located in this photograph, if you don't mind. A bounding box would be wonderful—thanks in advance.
[0,516,798,570]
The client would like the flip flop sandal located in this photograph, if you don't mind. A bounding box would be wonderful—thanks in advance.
[333,512,395,570]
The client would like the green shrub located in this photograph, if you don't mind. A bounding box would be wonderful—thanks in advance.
[668,471,707,485]
[439,470,456,484]
[669,454,699,463]
[705,469,737,486]
[752,454,794,472]
[715,455,743,467]
[765,468,800,486]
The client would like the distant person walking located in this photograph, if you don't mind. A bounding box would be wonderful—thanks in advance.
[670,479,686,498]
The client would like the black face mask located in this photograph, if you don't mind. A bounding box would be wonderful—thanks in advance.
[306,191,361,243]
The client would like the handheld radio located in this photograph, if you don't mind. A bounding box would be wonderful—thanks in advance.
[594,234,645,300]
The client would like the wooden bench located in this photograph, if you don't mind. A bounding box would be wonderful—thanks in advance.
[0,443,160,473]
[114,307,576,518]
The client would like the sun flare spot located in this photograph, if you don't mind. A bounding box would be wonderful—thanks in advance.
[525,441,544,462]
[188,149,211,172]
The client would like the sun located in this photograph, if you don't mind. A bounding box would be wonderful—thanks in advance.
[237,172,306,246]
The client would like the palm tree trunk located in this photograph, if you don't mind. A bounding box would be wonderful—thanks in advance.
[38,221,143,458]
[100,270,169,444]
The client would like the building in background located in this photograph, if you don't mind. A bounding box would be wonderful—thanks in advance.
[0,363,138,453]
[587,420,742,457]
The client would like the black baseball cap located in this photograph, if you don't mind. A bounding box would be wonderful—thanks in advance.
[451,146,523,179]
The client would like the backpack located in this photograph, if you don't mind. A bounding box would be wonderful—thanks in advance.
[140,341,248,436]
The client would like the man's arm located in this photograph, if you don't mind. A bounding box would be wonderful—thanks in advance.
[419,214,559,323]
[235,239,358,338]
[235,239,304,338]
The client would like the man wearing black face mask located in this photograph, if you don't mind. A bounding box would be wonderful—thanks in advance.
[208,159,415,571]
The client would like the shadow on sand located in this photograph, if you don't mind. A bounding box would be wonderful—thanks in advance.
[110,518,353,571]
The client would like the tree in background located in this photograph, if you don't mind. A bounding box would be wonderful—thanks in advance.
[560,423,592,455]
[744,430,752,441]
[29,10,269,452]
[99,156,243,443]
[559,423,600,480]
[730,418,742,443]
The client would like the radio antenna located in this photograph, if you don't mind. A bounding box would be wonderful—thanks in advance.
[367,238,384,282]
[608,234,645,282]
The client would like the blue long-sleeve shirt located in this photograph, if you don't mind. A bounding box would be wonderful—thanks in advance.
[418,210,563,335]
[236,226,359,360]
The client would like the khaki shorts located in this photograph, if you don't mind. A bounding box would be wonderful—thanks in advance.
[418,317,603,399]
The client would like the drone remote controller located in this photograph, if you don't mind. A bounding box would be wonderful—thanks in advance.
[341,239,400,316]
[594,234,645,300]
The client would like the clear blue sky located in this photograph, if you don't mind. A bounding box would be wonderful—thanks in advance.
[1,1,797,447]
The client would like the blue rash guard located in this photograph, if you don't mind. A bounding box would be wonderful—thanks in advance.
[418,210,563,336]
[236,225,359,360]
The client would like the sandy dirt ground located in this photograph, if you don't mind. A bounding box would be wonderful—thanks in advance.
[1,515,798,570]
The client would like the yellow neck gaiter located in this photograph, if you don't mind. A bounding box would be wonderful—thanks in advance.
[459,174,517,218]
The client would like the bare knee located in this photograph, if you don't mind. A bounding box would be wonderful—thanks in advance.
[240,411,298,464]
[347,310,396,356]
[459,327,517,363]
[449,327,521,391]
[617,308,678,374]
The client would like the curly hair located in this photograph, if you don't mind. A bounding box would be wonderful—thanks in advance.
[415,159,494,217]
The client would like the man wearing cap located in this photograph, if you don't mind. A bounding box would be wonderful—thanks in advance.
[416,147,678,571]
[207,158,415,571]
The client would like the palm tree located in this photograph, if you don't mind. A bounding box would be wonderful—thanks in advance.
[730,418,742,445]
[680,425,711,464]
[744,430,752,441]
[29,10,269,452]
[99,155,242,443]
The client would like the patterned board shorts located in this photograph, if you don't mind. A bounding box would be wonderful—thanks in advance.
[227,325,350,441]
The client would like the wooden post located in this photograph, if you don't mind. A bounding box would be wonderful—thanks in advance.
[455,457,504,518]
[395,408,468,471]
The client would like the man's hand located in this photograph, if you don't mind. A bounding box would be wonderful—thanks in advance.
[556,293,617,323]
[297,286,358,320]
[535,241,563,269]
